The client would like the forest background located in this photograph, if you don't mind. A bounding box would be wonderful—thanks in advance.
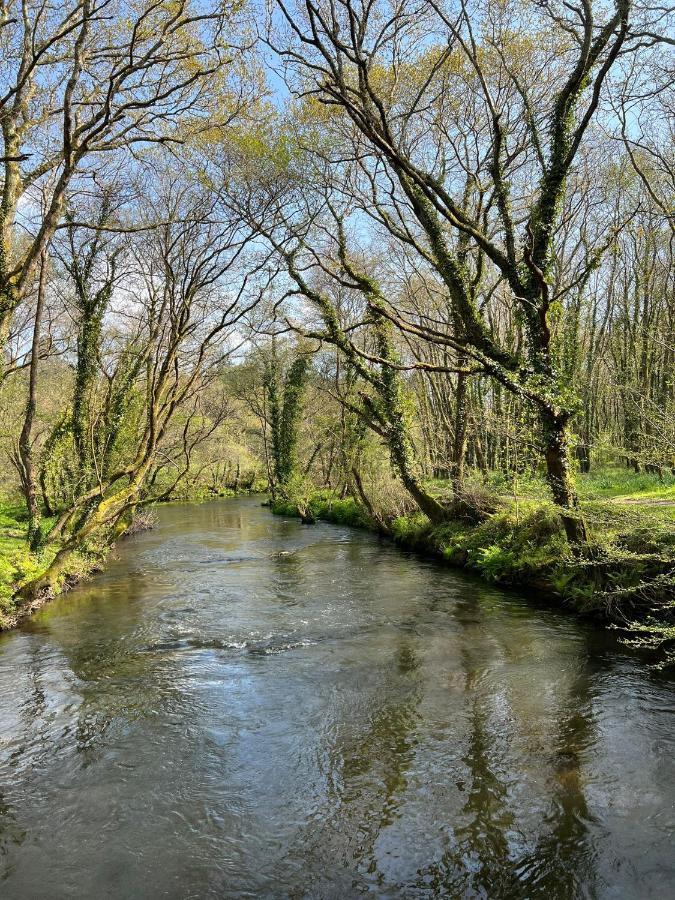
[0,0,673,659]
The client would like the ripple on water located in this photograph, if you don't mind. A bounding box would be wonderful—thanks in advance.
[0,496,673,899]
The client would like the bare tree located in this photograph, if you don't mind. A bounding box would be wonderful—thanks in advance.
[0,0,248,362]
[19,182,268,601]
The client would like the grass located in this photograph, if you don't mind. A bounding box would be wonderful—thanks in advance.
[0,477,267,628]
[576,470,675,511]
[0,502,105,628]
[0,504,49,623]
[428,467,675,520]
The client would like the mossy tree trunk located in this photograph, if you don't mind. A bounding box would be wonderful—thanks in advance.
[371,311,448,525]
[18,250,49,549]
[264,347,309,499]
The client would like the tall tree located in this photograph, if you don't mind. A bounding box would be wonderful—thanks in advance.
[0,0,243,363]
[268,0,647,541]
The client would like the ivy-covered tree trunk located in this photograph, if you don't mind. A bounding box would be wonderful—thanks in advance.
[0,281,15,366]
[18,251,49,549]
[0,152,21,364]
[450,365,469,498]
[372,313,448,525]
[73,300,105,473]
[541,407,587,544]
[279,355,309,483]
[264,349,309,499]
[264,350,282,499]
[100,350,146,479]
[62,206,120,478]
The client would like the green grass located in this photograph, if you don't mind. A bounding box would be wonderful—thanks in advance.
[0,506,27,552]
[427,467,675,509]
[576,468,675,501]
[0,504,44,622]
[0,502,98,627]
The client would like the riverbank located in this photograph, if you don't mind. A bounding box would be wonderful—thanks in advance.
[0,503,124,629]
[0,489,250,629]
[2,477,673,661]
[271,486,675,666]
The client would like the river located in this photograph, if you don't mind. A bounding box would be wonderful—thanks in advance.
[0,497,673,898]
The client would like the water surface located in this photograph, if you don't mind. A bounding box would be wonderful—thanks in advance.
[0,498,673,898]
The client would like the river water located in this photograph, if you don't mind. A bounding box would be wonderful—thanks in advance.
[0,497,673,898]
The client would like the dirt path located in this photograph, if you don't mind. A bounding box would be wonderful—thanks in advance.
[609,497,675,506]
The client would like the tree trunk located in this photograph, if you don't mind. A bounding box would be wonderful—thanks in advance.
[542,408,587,544]
[73,305,104,473]
[450,367,469,497]
[18,251,48,549]
[576,442,591,474]
[382,396,448,525]
[391,441,447,525]
[39,468,55,517]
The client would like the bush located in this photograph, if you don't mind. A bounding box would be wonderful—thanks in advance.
[391,513,430,545]
[314,496,368,528]
[435,501,569,583]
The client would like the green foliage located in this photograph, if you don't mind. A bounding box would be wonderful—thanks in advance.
[271,489,371,529]
[270,498,300,518]
[391,513,431,545]
[434,501,568,582]
[617,617,675,669]
[0,502,110,625]
[314,496,370,528]
[228,120,299,176]
[279,357,310,483]
[281,473,315,518]
[265,348,310,496]
[473,545,520,582]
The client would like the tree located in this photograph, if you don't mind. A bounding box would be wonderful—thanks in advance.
[0,0,244,363]
[264,343,310,497]
[267,0,651,542]
[19,182,267,600]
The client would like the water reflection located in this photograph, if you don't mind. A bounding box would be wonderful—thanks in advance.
[0,497,672,898]
[284,631,422,896]
[411,599,609,898]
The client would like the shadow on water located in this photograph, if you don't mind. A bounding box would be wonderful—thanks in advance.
[0,497,672,899]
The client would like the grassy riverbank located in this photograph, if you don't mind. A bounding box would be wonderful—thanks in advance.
[272,469,675,666]
[0,495,214,628]
[3,469,673,660]
[0,486,263,629]
[0,504,106,628]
